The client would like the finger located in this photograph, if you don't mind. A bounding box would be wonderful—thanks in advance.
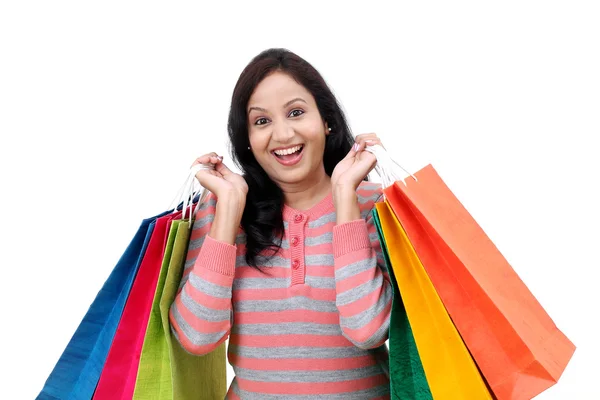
[355,140,368,152]
[358,151,378,170]
[209,155,223,165]
[356,137,383,152]
[354,133,378,143]
[191,152,220,167]
[342,141,360,160]
[356,134,379,142]
[195,162,227,181]
[192,154,216,165]
[214,159,234,176]
[354,134,381,150]
[364,139,382,147]
[356,136,378,152]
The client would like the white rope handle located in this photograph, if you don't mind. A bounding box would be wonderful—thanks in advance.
[364,144,418,190]
[169,164,214,224]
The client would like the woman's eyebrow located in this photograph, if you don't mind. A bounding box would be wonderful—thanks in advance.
[248,106,267,113]
[248,97,307,114]
[283,97,307,108]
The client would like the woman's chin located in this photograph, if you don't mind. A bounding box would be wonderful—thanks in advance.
[269,166,328,188]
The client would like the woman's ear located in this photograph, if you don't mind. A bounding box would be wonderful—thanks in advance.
[325,121,331,135]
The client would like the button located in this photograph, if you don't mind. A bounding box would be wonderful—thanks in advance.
[294,214,303,223]
[291,236,299,246]
[292,259,300,269]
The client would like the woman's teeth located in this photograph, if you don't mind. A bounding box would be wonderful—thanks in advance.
[273,145,303,156]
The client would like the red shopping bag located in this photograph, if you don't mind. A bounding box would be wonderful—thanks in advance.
[93,210,182,400]
[384,164,575,400]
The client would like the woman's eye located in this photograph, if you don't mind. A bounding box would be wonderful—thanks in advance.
[255,118,269,126]
[289,109,304,118]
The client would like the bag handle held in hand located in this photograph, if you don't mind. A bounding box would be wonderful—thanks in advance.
[169,164,214,225]
[364,144,418,189]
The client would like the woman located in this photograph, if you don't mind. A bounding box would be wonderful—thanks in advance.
[169,48,393,399]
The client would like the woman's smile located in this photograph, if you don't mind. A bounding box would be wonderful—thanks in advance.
[271,144,305,166]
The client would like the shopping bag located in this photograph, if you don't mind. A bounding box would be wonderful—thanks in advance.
[133,220,182,399]
[161,219,227,400]
[134,163,226,399]
[133,214,227,400]
[384,164,576,399]
[93,211,182,400]
[372,208,433,400]
[36,212,168,400]
[375,201,493,399]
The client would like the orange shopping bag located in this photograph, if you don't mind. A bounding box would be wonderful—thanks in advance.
[376,202,492,399]
[383,163,575,400]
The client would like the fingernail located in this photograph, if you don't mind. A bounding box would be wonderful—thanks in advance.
[352,143,359,151]
[217,156,223,160]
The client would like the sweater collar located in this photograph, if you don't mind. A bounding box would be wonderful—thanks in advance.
[282,189,334,222]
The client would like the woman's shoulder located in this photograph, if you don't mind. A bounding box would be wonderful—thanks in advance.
[357,180,383,199]
[191,191,247,246]
[356,180,384,212]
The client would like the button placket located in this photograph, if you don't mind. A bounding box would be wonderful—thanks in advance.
[289,213,307,286]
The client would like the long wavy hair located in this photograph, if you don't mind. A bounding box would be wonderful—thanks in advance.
[228,48,355,268]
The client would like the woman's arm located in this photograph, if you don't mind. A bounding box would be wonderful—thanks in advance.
[169,193,243,355]
[332,187,392,350]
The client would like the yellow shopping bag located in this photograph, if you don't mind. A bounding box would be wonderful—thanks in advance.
[376,201,492,399]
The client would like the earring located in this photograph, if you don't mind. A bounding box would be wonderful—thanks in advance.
[247,146,251,150]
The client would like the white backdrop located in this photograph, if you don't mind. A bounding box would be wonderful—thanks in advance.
[1,1,598,398]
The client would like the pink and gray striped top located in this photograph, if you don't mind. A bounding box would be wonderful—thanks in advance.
[169,181,392,399]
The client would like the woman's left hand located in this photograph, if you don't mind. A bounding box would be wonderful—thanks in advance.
[331,133,384,192]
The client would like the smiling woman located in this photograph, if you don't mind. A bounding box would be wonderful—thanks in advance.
[169,48,392,399]
[247,73,331,193]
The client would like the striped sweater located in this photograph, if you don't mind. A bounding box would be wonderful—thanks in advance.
[169,181,392,399]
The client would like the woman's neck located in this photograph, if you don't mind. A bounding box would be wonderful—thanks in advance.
[279,171,332,211]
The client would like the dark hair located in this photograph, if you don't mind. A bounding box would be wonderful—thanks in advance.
[227,48,355,269]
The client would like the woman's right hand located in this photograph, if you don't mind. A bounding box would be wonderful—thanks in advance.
[191,152,248,203]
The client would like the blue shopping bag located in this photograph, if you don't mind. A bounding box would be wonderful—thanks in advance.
[37,211,170,400]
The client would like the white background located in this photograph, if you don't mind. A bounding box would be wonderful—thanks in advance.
[1,1,598,398]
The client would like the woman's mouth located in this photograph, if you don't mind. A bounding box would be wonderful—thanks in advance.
[272,144,304,166]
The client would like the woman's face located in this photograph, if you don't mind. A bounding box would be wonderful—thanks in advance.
[247,71,329,189]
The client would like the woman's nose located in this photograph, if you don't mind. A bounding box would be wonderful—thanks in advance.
[272,121,295,143]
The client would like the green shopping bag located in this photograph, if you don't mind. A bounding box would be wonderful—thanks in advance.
[163,219,227,399]
[372,208,432,400]
[133,220,227,400]
[134,219,227,399]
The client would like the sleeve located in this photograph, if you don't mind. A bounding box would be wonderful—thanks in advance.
[169,193,237,356]
[332,192,392,350]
